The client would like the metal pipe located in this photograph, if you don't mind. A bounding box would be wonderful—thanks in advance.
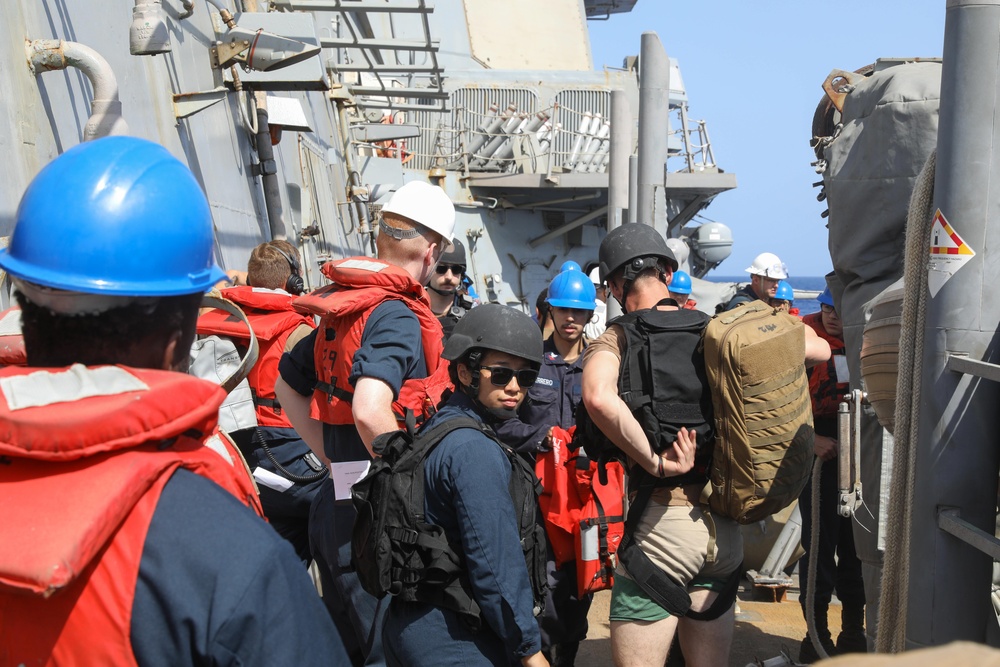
[636,32,670,228]
[627,154,638,224]
[254,101,287,241]
[905,0,1000,648]
[608,89,631,230]
[528,206,608,248]
[26,39,129,141]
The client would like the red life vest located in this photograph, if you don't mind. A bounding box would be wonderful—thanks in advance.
[197,286,316,428]
[292,258,450,426]
[0,365,262,665]
[535,426,626,598]
[682,298,698,310]
[803,312,848,417]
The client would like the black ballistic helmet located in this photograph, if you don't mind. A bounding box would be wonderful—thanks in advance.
[443,303,543,367]
[438,238,467,269]
[598,223,678,283]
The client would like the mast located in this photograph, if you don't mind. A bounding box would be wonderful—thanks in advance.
[906,0,1000,647]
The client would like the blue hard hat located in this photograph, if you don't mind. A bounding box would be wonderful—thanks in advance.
[0,136,226,297]
[817,287,835,307]
[774,280,794,302]
[547,269,597,310]
[559,260,582,273]
[670,270,692,295]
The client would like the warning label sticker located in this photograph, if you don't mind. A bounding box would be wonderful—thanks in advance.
[928,209,975,297]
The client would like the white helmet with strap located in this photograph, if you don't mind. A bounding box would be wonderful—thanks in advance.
[745,252,788,279]
[381,181,456,242]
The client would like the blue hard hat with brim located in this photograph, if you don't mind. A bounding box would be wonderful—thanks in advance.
[0,136,226,297]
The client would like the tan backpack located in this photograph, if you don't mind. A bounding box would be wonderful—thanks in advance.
[702,301,815,524]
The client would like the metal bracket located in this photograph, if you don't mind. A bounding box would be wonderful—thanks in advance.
[172,87,229,119]
[946,352,1000,383]
[938,507,1000,560]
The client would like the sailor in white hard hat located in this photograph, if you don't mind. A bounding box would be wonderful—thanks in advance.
[583,265,607,339]
[274,179,457,664]
[722,252,789,311]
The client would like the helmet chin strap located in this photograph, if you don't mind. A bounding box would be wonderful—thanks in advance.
[458,381,518,422]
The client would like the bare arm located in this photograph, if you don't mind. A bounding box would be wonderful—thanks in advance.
[352,376,399,457]
[274,376,328,465]
[582,348,695,477]
[521,652,550,667]
[804,325,832,368]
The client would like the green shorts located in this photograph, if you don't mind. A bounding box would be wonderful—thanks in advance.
[608,574,728,622]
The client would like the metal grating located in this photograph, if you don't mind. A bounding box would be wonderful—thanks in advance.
[552,89,612,171]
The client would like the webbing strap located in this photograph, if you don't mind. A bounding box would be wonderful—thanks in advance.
[747,397,811,433]
[744,383,806,414]
[743,365,801,398]
[617,480,692,617]
[316,380,353,403]
[684,562,743,622]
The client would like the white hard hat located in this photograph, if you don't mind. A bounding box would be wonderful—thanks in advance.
[588,267,601,285]
[745,252,788,279]
[381,181,456,242]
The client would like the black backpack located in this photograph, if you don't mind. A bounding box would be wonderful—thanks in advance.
[351,415,547,627]
[577,302,715,487]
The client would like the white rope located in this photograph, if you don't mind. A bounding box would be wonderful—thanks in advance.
[875,149,936,653]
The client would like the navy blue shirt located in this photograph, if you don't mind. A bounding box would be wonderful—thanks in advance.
[494,336,585,456]
[384,392,542,665]
[278,299,427,464]
[132,469,348,666]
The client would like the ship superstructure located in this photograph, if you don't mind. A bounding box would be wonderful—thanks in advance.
[0,0,735,310]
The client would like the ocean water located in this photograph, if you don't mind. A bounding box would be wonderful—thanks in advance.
[709,275,828,316]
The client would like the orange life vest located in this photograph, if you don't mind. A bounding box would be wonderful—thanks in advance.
[682,298,698,310]
[197,286,316,428]
[535,425,626,597]
[0,365,262,665]
[804,312,847,417]
[292,258,450,426]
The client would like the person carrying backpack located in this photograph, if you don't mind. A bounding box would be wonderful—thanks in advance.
[378,304,549,667]
[581,223,744,667]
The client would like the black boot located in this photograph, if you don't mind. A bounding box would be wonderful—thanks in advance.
[836,603,867,654]
[799,607,836,664]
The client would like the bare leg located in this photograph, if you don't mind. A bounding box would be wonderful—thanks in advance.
[677,589,735,667]
[610,616,679,667]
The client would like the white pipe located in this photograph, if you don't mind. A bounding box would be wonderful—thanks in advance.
[567,111,592,169]
[26,39,129,141]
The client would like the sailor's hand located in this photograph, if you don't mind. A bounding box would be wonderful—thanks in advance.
[814,435,838,461]
[654,427,697,478]
[521,651,550,667]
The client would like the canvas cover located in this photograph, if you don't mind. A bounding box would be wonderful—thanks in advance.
[820,60,941,564]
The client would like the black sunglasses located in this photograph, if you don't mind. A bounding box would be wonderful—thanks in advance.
[480,365,538,388]
[435,263,466,275]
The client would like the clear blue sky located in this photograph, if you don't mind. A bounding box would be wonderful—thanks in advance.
[588,0,946,279]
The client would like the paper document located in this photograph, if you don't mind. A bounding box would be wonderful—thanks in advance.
[330,460,371,500]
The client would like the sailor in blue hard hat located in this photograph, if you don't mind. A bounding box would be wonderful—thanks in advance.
[494,266,597,665]
[770,280,797,315]
[0,136,347,664]
[668,270,696,309]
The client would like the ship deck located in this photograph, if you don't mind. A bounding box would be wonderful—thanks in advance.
[577,575,844,666]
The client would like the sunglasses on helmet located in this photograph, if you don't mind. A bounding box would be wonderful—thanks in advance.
[480,365,538,388]
[435,263,466,275]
